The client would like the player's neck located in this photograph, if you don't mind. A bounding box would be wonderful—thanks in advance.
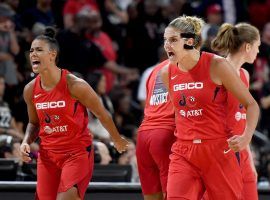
[40,67,61,91]
[226,54,244,72]
[177,49,200,72]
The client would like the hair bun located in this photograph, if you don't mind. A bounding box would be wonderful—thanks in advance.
[43,27,56,39]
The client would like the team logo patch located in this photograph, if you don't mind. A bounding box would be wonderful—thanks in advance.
[186,96,197,107]
[44,126,53,134]
[235,112,246,121]
[179,94,186,106]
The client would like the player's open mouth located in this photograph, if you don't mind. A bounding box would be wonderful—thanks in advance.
[32,61,40,67]
[168,52,175,58]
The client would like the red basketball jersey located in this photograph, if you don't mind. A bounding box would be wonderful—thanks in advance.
[32,69,92,151]
[226,68,249,135]
[139,60,175,131]
[168,52,228,140]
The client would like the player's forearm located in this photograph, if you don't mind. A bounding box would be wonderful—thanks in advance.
[104,61,130,74]
[244,102,260,140]
[98,112,122,141]
[22,123,39,144]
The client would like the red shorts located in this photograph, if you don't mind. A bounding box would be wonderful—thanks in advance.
[136,128,175,195]
[167,138,243,200]
[36,145,94,200]
[240,149,258,200]
[202,149,258,200]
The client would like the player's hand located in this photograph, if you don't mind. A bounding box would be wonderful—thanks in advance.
[227,134,251,152]
[112,136,129,153]
[20,142,32,162]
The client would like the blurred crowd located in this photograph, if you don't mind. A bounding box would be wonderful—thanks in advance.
[1,0,270,183]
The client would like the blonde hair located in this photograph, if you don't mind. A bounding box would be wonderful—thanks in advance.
[211,23,260,54]
[168,15,205,48]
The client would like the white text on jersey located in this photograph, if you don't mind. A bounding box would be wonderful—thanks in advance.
[173,82,203,91]
[180,109,203,118]
[36,101,66,110]
[149,92,168,105]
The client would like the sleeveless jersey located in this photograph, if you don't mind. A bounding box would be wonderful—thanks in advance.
[32,69,92,151]
[139,60,175,131]
[226,68,249,135]
[168,52,228,140]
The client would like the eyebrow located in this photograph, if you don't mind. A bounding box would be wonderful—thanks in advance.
[30,47,43,50]
[164,35,179,39]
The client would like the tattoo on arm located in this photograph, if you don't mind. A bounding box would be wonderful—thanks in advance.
[23,123,40,144]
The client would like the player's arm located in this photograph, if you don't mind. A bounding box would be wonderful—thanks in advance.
[67,74,128,153]
[241,68,257,177]
[20,81,40,162]
[211,56,259,151]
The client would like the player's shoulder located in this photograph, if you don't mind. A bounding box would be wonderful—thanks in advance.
[160,61,170,75]
[24,78,36,93]
[66,72,85,85]
[66,72,89,95]
[23,78,36,102]
[156,59,169,70]
[210,54,231,70]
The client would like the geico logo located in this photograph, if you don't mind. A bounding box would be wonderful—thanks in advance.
[173,82,203,91]
[36,101,66,110]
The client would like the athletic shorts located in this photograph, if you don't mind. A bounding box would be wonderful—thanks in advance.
[167,138,243,200]
[36,145,94,200]
[136,128,175,195]
[240,149,258,200]
[202,148,258,200]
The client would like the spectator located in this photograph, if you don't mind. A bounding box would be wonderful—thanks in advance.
[93,141,112,165]
[57,11,132,78]
[118,139,138,182]
[0,75,23,140]
[201,4,223,42]
[0,3,19,86]
[21,0,55,31]
[87,72,114,142]
[125,0,165,72]
[250,22,270,101]
[63,0,99,29]
[201,24,219,54]
[85,9,123,92]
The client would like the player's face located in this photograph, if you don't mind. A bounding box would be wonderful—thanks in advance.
[29,39,54,74]
[163,27,186,65]
[246,39,261,64]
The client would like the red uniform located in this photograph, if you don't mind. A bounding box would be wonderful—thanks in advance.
[33,69,93,200]
[137,60,176,195]
[226,69,258,200]
[167,52,243,200]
